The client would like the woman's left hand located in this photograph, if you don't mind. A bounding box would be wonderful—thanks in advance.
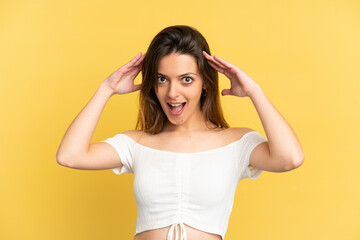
[203,51,260,98]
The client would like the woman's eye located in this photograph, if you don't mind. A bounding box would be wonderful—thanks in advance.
[183,77,193,84]
[158,76,166,83]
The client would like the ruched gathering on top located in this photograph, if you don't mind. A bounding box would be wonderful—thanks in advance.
[101,131,268,240]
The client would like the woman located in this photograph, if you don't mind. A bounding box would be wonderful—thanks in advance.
[56,25,304,240]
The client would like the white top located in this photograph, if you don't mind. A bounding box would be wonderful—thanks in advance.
[101,130,267,240]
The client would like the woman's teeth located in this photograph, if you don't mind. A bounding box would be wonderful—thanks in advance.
[167,102,186,115]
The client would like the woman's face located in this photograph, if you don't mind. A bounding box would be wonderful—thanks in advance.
[155,53,205,127]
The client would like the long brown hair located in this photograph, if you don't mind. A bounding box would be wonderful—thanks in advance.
[135,25,229,134]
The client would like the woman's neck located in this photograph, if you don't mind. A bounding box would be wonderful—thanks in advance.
[162,119,218,135]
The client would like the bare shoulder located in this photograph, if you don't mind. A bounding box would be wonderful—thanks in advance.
[225,127,256,140]
[121,129,146,142]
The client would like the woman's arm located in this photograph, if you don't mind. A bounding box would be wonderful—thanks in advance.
[203,51,304,171]
[56,83,114,165]
[56,52,145,166]
[248,85,304,168]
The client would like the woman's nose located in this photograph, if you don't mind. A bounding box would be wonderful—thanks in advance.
[167,81,180,98]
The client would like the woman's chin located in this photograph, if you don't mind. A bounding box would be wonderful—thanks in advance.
[166,117,185,125]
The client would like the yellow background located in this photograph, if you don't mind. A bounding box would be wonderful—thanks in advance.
[1,0,359,239]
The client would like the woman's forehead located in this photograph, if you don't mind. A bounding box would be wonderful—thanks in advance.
[157,54,199,75]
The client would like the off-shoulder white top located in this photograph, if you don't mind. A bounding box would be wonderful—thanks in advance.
[101,130,267,240]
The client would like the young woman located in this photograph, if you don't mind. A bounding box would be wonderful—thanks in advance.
[56,25,304,240]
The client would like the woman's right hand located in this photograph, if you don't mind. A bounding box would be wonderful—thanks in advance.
[103,52,146,95]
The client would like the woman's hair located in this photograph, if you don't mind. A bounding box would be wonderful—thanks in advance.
[135,25,229,134]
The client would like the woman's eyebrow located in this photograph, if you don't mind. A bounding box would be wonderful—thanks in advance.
[157,72,197,77]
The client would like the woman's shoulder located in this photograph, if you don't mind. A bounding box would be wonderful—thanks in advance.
[119,127,256,146]
[121,127,256,137]
[222,127,256,139]
[120,129,145,142]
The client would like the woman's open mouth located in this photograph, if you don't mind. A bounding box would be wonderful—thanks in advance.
[167,102,186,116]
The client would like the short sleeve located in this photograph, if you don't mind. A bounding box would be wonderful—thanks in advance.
[100,134,135,175]
[239,131,268,180]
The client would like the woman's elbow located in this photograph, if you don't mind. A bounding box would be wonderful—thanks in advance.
[291,154,305,169]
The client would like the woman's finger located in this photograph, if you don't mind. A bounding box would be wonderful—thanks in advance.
[221,88,231,96]
[124,52,143,68]
[213,55,235,69]
[203,52,226,69]
[209,58,227,70]
[207,60,224,73]
[133,83,142,91]
[134,53,146,67]
[119,52,144,74]
[203,51,227,69]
